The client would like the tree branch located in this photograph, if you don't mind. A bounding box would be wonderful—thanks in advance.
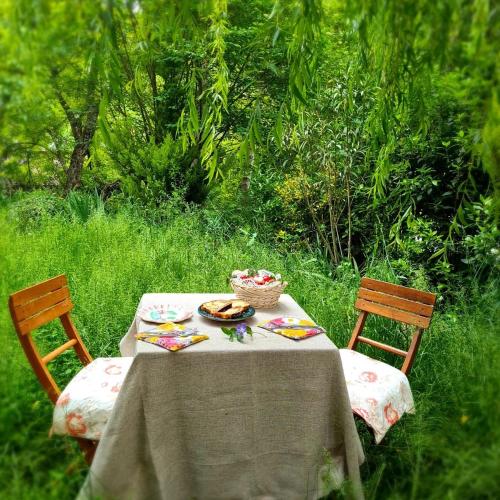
[50,69,82,140]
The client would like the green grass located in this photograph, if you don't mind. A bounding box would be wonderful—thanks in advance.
[0,201,499,499]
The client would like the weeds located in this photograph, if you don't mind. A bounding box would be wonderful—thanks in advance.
[0,204,498,499]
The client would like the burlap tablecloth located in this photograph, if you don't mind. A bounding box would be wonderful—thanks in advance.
[79,294,364,500]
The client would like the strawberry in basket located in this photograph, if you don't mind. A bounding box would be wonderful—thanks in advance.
[232,269,282,286]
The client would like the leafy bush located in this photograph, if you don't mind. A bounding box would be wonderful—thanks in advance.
[66,191,105,223]
[459,196,500,278]
[7,191,65,231]
[103,130,210,206]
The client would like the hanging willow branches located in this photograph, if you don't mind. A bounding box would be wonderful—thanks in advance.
[3,0,496,208]
[176,0,323,180]
[347,0,498,202]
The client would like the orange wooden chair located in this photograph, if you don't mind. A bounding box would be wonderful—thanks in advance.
[9,275,133,464]
[339,277,436,443]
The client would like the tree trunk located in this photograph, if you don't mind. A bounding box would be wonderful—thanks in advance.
[346,158,352,261]
[65,143,87,191]
[64,102,99,193]
[52,67,99,193]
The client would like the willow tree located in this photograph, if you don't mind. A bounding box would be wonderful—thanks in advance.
[347,0,498,203]
[78,0,322,203]
[6,1,119,192]
[2,0,322,193]
[4,0,496,204]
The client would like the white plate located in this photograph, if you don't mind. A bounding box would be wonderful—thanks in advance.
[138,304,193,324]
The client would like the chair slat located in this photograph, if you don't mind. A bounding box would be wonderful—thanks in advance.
[10,275,68,308]
[348,277,436,376]
[358,287,434,317]
[42,339,78,365]
[355,298,431,328]
[356,336,408,357]
[17,299,73,335]
[360,277,436,305]
[14,287,70,322]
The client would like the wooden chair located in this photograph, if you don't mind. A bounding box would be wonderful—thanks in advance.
[9,275,132,465]
[347,277,436,374]
[339,277,437,442]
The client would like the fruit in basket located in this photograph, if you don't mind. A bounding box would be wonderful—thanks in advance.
[231,269,281,286]
[231,269,287,309]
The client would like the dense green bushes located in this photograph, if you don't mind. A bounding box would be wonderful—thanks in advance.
[7,183,497,298]
[1,0,497,289]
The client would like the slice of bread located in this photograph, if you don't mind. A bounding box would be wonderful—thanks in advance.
[231,300,249,308]
[212,306,246,319]
[200,300,232,314]
[201,299,250,318]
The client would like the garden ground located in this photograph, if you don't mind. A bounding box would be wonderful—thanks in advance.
[0,200,499,499]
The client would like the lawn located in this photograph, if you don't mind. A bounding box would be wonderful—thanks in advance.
[0,201,499,499]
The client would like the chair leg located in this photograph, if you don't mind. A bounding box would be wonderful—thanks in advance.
[75,438,97,465]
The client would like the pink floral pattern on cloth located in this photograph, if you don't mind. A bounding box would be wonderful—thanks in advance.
[52,357,133,440]
[339,349,415,443]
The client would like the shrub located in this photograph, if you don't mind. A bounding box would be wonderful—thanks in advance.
[7,191,65,231]
[66,191,105,223]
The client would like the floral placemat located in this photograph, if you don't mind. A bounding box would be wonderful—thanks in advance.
[135,333,209,352]
[258,317,326,341]
[139,322,198,337]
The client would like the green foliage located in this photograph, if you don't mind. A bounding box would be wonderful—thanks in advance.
[7,191,65,231]
[107,132,196,203]
[2,0,496,287]
[459,195,500,275]
[66,191,105,223]
[482,94,500,211]
[272,0,322,113]
[347,0,499,200]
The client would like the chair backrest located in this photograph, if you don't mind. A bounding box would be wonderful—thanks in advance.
[9,275,93,403]
[347,277,437,374]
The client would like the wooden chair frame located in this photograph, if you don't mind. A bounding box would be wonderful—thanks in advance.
[9,275,97,464]
[347,277,437,375]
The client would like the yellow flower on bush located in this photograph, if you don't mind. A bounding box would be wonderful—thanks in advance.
[276,175,308,205]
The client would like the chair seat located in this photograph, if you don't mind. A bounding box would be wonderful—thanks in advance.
[52,357,133,440]
[339,349,415,443]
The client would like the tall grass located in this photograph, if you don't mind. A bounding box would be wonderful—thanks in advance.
[0,199,498,499]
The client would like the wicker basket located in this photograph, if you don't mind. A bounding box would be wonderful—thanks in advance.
[230,279,288,309]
